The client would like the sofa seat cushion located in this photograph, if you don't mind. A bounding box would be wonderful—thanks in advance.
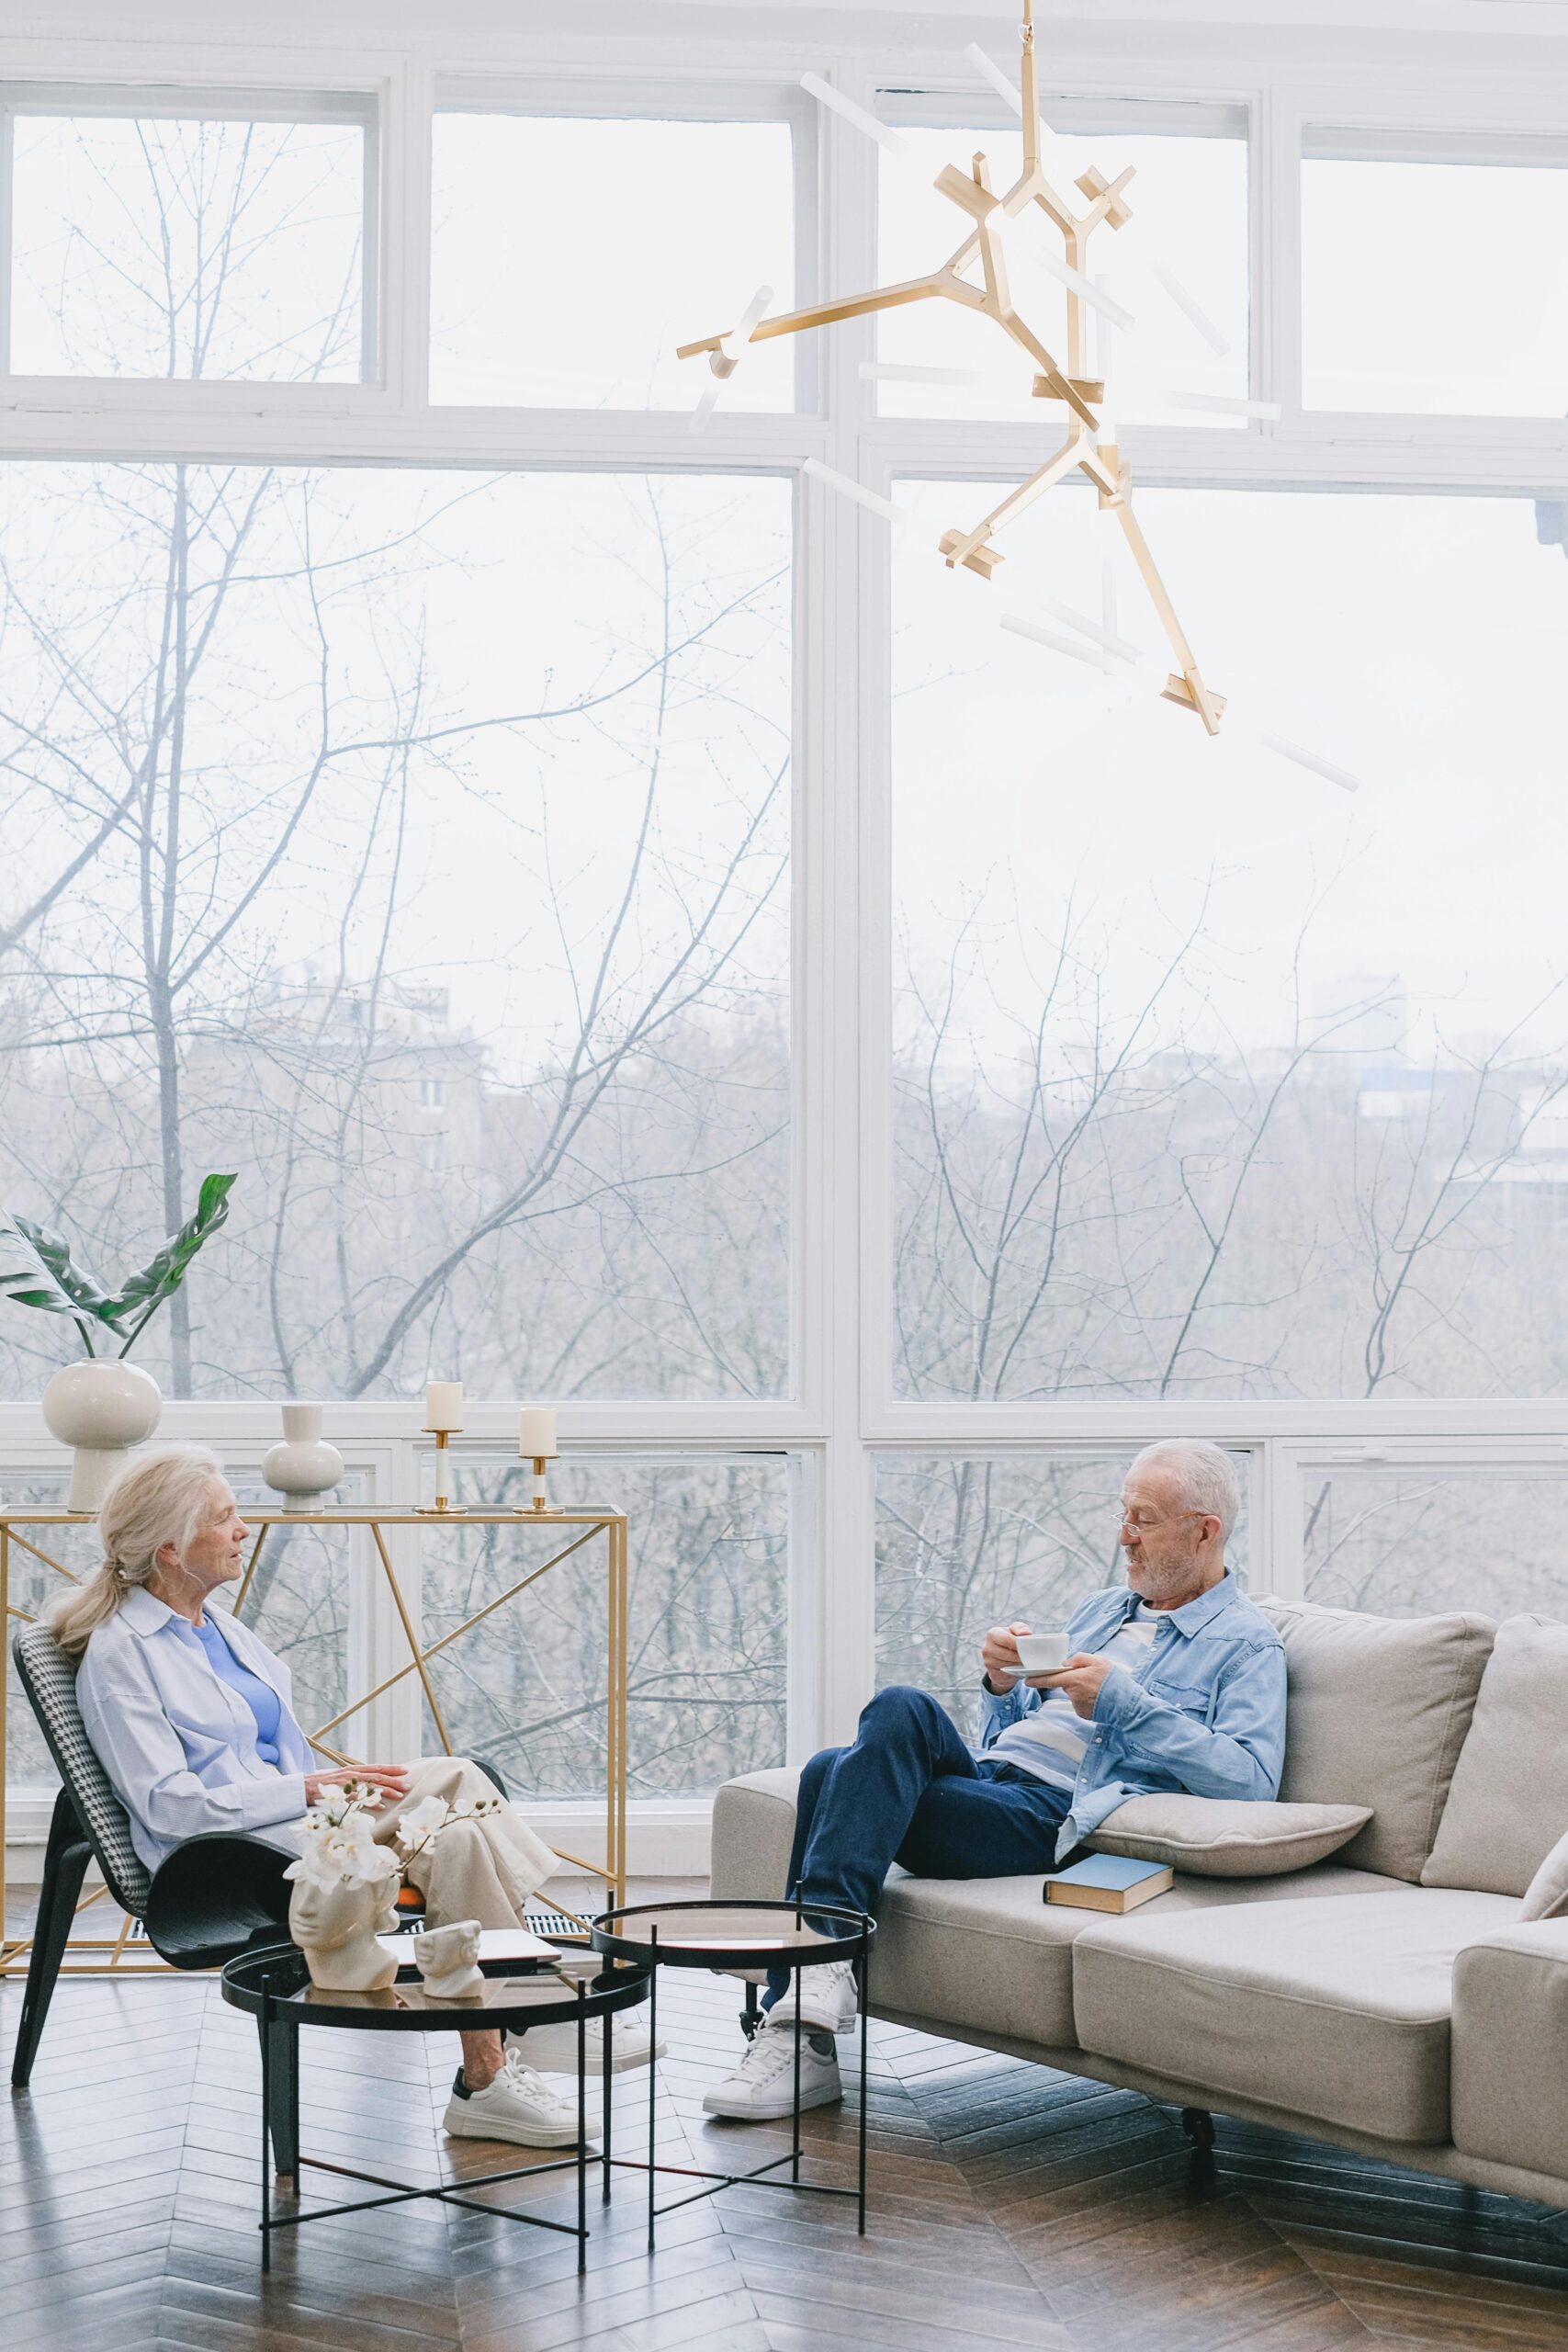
[1254,1598,1494,1883]
[1422,1615,1568,1896]
[1073,1887,1517,2144]
[871,1864,1418,2052]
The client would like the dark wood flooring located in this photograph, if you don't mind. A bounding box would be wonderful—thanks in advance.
[6,1942,1568,2350]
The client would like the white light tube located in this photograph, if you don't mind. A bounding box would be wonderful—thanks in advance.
[1000,612,1104,669]
[1022,242,1135,331]
[859,360,989,386]
[1029,595,1144,666]
[1148,261,1230,358]
[1161,390,1283,420]
[964,42,1024,119]
[801,73,911,162]
[804,457,918,532]
[689,284,773,434]
[1258,732,1360,794]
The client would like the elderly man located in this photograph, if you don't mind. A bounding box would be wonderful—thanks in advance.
[705,1438,1286,2120]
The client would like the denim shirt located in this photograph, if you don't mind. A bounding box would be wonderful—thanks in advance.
[976,1572,1287,1862]
[77,1587,313,1873]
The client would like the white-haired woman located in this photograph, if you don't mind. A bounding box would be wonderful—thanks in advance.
[55,1444,654,2144]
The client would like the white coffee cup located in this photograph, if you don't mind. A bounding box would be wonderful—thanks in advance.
[1012,1631,1069,1675]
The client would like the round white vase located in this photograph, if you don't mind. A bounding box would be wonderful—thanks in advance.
[263,1402,344,1507]
[40,1358,164,1513]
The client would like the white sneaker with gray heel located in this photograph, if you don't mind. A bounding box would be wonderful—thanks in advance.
[702,2018,844,2120]
[763,1957,859,2037]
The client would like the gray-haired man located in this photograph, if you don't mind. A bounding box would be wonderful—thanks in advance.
[705,1439,1287,2119]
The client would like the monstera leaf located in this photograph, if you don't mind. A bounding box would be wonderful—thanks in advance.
[0,1173,237,1357]
[99,1172,237,1334]
[0,1217,104,1329]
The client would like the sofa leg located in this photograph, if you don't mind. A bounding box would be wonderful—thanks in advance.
[1180,2106,1215,2151]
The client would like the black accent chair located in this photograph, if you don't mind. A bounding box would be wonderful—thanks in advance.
[10,1622,296,2090]
[10,1623,515,2112]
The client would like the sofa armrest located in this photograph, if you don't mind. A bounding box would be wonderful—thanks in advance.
[710,1768,800,1905]
[1451,1917,1568,2178]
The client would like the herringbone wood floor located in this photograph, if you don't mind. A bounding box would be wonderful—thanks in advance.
[7,1951,1568,2352]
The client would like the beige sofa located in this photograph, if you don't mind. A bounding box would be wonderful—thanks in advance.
[711,1599,1568,2208]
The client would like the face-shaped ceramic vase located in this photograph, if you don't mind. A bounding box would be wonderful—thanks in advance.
[412,1918,485,2000]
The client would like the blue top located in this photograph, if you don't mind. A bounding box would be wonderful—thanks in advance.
[191,1612,284,1767]
[977,1570,1288,1863]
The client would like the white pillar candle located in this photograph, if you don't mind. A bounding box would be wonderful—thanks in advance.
[424,1380,464,1432]
[518,1407,558,1459]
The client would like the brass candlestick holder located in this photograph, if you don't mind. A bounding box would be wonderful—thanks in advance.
[414,1427,468,1515]
[515,1454,551,1514]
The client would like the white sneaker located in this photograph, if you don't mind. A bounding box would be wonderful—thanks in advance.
[702,2022,842,2121]
[766,1958,859,2036]
[443,2054,590,2148]
[508,2012,667,2075]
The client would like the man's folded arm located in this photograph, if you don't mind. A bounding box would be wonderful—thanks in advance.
[1091,1640,1287,1800]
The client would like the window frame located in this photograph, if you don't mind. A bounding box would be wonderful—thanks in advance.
[0,11,1565,1804]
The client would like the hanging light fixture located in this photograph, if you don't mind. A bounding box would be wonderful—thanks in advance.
[679,0,1225,732]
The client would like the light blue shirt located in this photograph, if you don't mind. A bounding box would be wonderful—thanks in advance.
[977,1571,1288,1862]
[191,1613,284,1767]
[76,1586,313,1873]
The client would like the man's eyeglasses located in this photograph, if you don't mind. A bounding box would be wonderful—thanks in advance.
[1118,1508,1206,1534]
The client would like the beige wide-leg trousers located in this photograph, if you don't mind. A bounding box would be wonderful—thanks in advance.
[371,1756,557,1929]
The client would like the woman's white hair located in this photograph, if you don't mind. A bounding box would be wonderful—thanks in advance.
[1126,1440,1240,1543]
[50,1445,229,1663]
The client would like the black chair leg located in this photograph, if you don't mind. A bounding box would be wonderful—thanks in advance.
[11,1789,93,2089]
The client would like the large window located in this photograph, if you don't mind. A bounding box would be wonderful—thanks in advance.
[891,478,1568,1402]
[6,91,371,380]
[0,464,792,1402]
[430,106,802,409]
[1302,131,1568,416]
[3,24,1566,1821]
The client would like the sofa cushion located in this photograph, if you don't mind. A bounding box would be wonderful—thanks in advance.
[1451,1917,1568,2179]
[1521,1829,1568,1923]
[1091,1794,1371,1877]
[1073,1887,1516,2143]
[871,1863,1420,2052]
[1421,1616,1568,1897]
[1255,1597,1494,1883]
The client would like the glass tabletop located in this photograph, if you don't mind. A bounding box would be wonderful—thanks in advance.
[591,1898,874,1970]
[220,1943,649,2030]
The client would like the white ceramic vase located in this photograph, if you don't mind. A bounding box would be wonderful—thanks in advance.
[287,1871,400,1993]
[262,1403,344,1506]
[40,1358,164,1513]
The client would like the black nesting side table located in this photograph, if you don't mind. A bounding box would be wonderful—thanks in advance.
[590,1897,874,2247]
[220,1942,650,2271]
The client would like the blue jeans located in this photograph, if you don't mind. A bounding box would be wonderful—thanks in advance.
[764,1684,1072,2008]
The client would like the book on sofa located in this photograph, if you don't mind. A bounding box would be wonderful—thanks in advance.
[1043,1855,1174,1913]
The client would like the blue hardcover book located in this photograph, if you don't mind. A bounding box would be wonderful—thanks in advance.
[1043,1853,1173,1913]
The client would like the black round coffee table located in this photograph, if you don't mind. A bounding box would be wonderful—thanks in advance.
[590,1898,875,2245]
[220,1941,650,2271]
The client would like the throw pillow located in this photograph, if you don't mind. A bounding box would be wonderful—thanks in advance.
[1422,1615,1568,1897]
[1254,1596,1494,1883]
[1521,1829,1568,1922]
[1090,1794,1372,1877]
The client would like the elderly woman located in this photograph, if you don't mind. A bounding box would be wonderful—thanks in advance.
[53,1444,655,2146]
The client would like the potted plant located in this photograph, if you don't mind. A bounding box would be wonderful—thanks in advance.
[0,1172,236,1509]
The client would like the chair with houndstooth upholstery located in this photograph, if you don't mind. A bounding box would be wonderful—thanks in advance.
[10,1622,294,2089]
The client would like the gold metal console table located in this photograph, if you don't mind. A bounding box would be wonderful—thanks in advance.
[1,1506,628,1978]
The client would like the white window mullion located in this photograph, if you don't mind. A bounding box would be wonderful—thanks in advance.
[379,57,432,411]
